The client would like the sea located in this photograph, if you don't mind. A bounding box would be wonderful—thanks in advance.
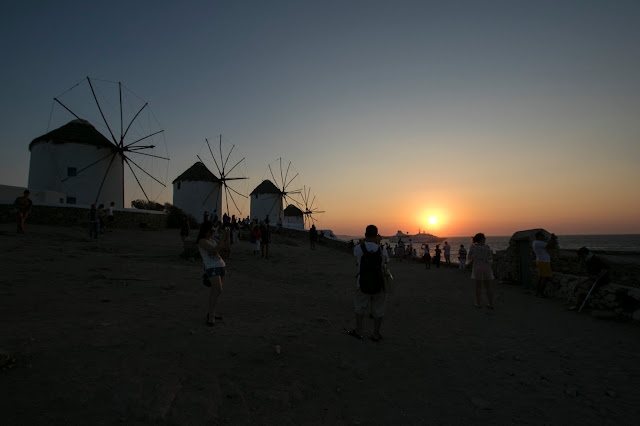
[337,234,640,256]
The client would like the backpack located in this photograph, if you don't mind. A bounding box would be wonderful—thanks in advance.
[358,242,384,294]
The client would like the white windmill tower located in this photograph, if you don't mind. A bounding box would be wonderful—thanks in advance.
[197,136,249,221]
[172,161,221,222]
[28,77,169,207]
[249,158,301,224]
[173,136,248,223]
[283,204,304,230]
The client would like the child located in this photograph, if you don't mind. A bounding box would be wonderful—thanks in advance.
[458,244,467,270]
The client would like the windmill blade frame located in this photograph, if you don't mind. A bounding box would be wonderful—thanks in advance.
[197,136,249,217]
[44,77,170,208]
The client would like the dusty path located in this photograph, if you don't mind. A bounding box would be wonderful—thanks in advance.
[1,224,639,425]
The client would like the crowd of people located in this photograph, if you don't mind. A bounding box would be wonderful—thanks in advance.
[16,191,608,336]
[87,202,116,239]
[344,228,610,340]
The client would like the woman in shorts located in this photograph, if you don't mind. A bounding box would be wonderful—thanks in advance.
[197,221,229,326]
[467,233,494,309]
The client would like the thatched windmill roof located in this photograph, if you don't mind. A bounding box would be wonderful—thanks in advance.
[29,119,114,150]
[284,204,303,216]
[172,162,220,184]
[250,180,281,195]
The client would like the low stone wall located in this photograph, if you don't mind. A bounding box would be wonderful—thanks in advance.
[0,203,167,229]
[494,228,640,321]
[538,273,640,321]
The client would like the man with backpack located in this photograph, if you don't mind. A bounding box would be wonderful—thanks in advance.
[348,224,389,342]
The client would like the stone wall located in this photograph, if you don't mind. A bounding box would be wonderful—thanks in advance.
[539,273,640,321]
[0,203,167,229]
[494,229,640,321]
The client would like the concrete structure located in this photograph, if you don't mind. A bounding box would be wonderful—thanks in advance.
[172,162,222,223]
[28,119,124,207]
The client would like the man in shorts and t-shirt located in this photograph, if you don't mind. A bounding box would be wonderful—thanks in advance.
[349,224,389,342]
[532,231,552,297]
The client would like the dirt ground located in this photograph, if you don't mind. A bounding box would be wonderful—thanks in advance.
[1,223,639,425]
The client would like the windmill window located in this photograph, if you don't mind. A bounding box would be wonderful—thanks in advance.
[67,167,77,177]
[67,197,76,204]
[177,182,181,190]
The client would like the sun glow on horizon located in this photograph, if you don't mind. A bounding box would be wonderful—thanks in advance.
[428,216,438,225]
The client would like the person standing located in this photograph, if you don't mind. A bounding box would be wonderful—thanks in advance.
[14,189,32,234]
[443,241,452,267]
[97,204,106,234]
[250,224,261,256]
[107,201,115,230]
[433,244,442,268]
[422,244,431,269]
[532,231,553,297]
[467,233,494,308]
[260,223,271,259]
[309,224,318,249]
[348,225,389,342]
[458,244,467,271]
[397,238,405,261]
[88,204,99,239]
[197,221,228,326]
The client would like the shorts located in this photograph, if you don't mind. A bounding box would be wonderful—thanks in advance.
[354,289,385,317]
[205,267,226,278]
[253,241,260,251]
[536,261,552,278]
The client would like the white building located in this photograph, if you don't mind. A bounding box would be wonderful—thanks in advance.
[172,162,222,223]
[249,180,283,223]
[28,119,124,207]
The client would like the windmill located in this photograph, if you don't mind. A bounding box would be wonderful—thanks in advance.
[29,77,169,208]
[197,135,249,218]
[300,185,325,228]
[250,158,302,223]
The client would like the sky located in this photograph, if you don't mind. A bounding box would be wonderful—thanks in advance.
[1,0,639,237]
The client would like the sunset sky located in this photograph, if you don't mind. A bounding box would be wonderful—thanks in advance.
[1,0,639,237]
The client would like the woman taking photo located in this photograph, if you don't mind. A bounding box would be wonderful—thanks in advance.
[197,221,229,326]
[467,233,494,309]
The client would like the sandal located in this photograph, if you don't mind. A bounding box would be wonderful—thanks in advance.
[474,303,481,308]
[486,304,494,310]
[346,329,363,340]
[370,334,383,342]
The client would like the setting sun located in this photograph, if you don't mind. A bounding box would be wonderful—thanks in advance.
[429,217,438,225]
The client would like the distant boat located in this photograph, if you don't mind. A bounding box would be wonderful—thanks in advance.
[388,230,445,244]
